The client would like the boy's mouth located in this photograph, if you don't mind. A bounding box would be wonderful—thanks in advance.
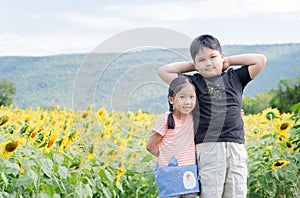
[205,67,214,71]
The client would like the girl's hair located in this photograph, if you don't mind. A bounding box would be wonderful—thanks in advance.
[167,75,194,129]
[190,34,222,61]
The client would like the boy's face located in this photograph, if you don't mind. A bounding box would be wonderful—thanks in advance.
[194,47,224,78]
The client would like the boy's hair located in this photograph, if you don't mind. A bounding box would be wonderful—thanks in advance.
[190,34,222,61]
[167,75,194,129]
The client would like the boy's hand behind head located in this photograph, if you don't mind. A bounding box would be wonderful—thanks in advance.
[222,57,230,71]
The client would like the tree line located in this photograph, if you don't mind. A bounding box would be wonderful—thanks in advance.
[242,77,300,114]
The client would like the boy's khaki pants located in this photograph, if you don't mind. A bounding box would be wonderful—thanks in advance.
[196,142,248,198]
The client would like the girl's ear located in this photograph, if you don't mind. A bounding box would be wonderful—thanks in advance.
[168,96,174,105]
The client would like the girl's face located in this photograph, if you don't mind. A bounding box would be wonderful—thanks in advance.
[169,83,196,117]
[194,47,224,78]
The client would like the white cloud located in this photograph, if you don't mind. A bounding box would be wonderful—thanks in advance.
[58,11,135,30]
[1,0,300,56]
[0,33,101,56]
[105,0,300,21]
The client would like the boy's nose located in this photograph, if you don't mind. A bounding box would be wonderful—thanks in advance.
[205,59,212,66]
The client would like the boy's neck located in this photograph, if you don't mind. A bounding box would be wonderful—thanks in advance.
[204,73,223,83]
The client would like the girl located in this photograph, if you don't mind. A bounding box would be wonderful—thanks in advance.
[146,76,199,198]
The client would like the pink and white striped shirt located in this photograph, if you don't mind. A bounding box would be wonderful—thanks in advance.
[152,112,196,166]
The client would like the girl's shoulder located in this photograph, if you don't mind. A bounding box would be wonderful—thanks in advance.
[155,112,170,122]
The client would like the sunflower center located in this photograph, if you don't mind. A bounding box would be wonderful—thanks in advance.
[82,113,88,119]
[280,122,289,130]
[274,161,284,166]
[266,112,275,120]
[5,141,18,152]
[47,139,55,148]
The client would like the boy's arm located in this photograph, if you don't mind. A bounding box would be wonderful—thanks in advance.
[224,54,267,79]
[158,61,195,84]
[146,131,163,157]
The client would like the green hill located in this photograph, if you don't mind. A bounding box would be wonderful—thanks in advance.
[1,43,300,113]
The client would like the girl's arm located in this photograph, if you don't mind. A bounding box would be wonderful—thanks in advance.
[146,131,163,157]
[223,54,267,79]
[158,61,195,84]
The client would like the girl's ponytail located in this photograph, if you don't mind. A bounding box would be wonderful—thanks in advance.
[167,101,175,129]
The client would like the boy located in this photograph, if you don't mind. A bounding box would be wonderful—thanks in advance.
[158,34,266,198]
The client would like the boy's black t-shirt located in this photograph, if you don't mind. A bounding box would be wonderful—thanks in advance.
[185,66,251,144]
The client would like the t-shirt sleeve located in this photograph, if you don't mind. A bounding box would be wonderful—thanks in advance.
[235,66,252,88]
[152,113,168,136]
[182,73,192,79]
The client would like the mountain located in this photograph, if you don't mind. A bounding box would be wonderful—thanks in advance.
[1,44,300,113]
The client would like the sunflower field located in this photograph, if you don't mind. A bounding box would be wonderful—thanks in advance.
[0,104,299,198]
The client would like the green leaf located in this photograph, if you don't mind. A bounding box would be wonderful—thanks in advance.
[3,160,20,176]
[40,158,53,178]
[83,184,93,198]
[40,183,56,197]
[26,169,38,188]
[141,155,153,162]
[68,172,78,185]
[116,181,124,193]
[260,134,274,139]
[17,175,33,189]
[98,169,114,183]
[257,174,268,189]
[58,166,69,179]
[248,192,260,198]
[1,172,8,185]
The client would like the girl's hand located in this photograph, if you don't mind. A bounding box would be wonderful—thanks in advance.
[222,57,230,71]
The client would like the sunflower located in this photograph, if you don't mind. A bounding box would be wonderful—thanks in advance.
[96,107,108,120]
[265,145,273,151]
[44,129,59,153]
[116,167,126,185]
[0,140,20,159]
[0,115,9,126]
[103,126,114,138]
[277,120,293,133]
[271,160,290,170]
[86,151,95,161]
[261,107,280,121]
[119,139,127,150]
[114,132,120,144]
[277,133,289,143]
[18,161,25,174]
[70,161,81,170]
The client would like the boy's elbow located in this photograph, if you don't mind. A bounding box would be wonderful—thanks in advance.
[157,67,164,79]
[260,54,267,67]
[157,66,176,84]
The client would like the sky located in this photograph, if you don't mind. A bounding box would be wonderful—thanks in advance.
[1,0,300,56]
